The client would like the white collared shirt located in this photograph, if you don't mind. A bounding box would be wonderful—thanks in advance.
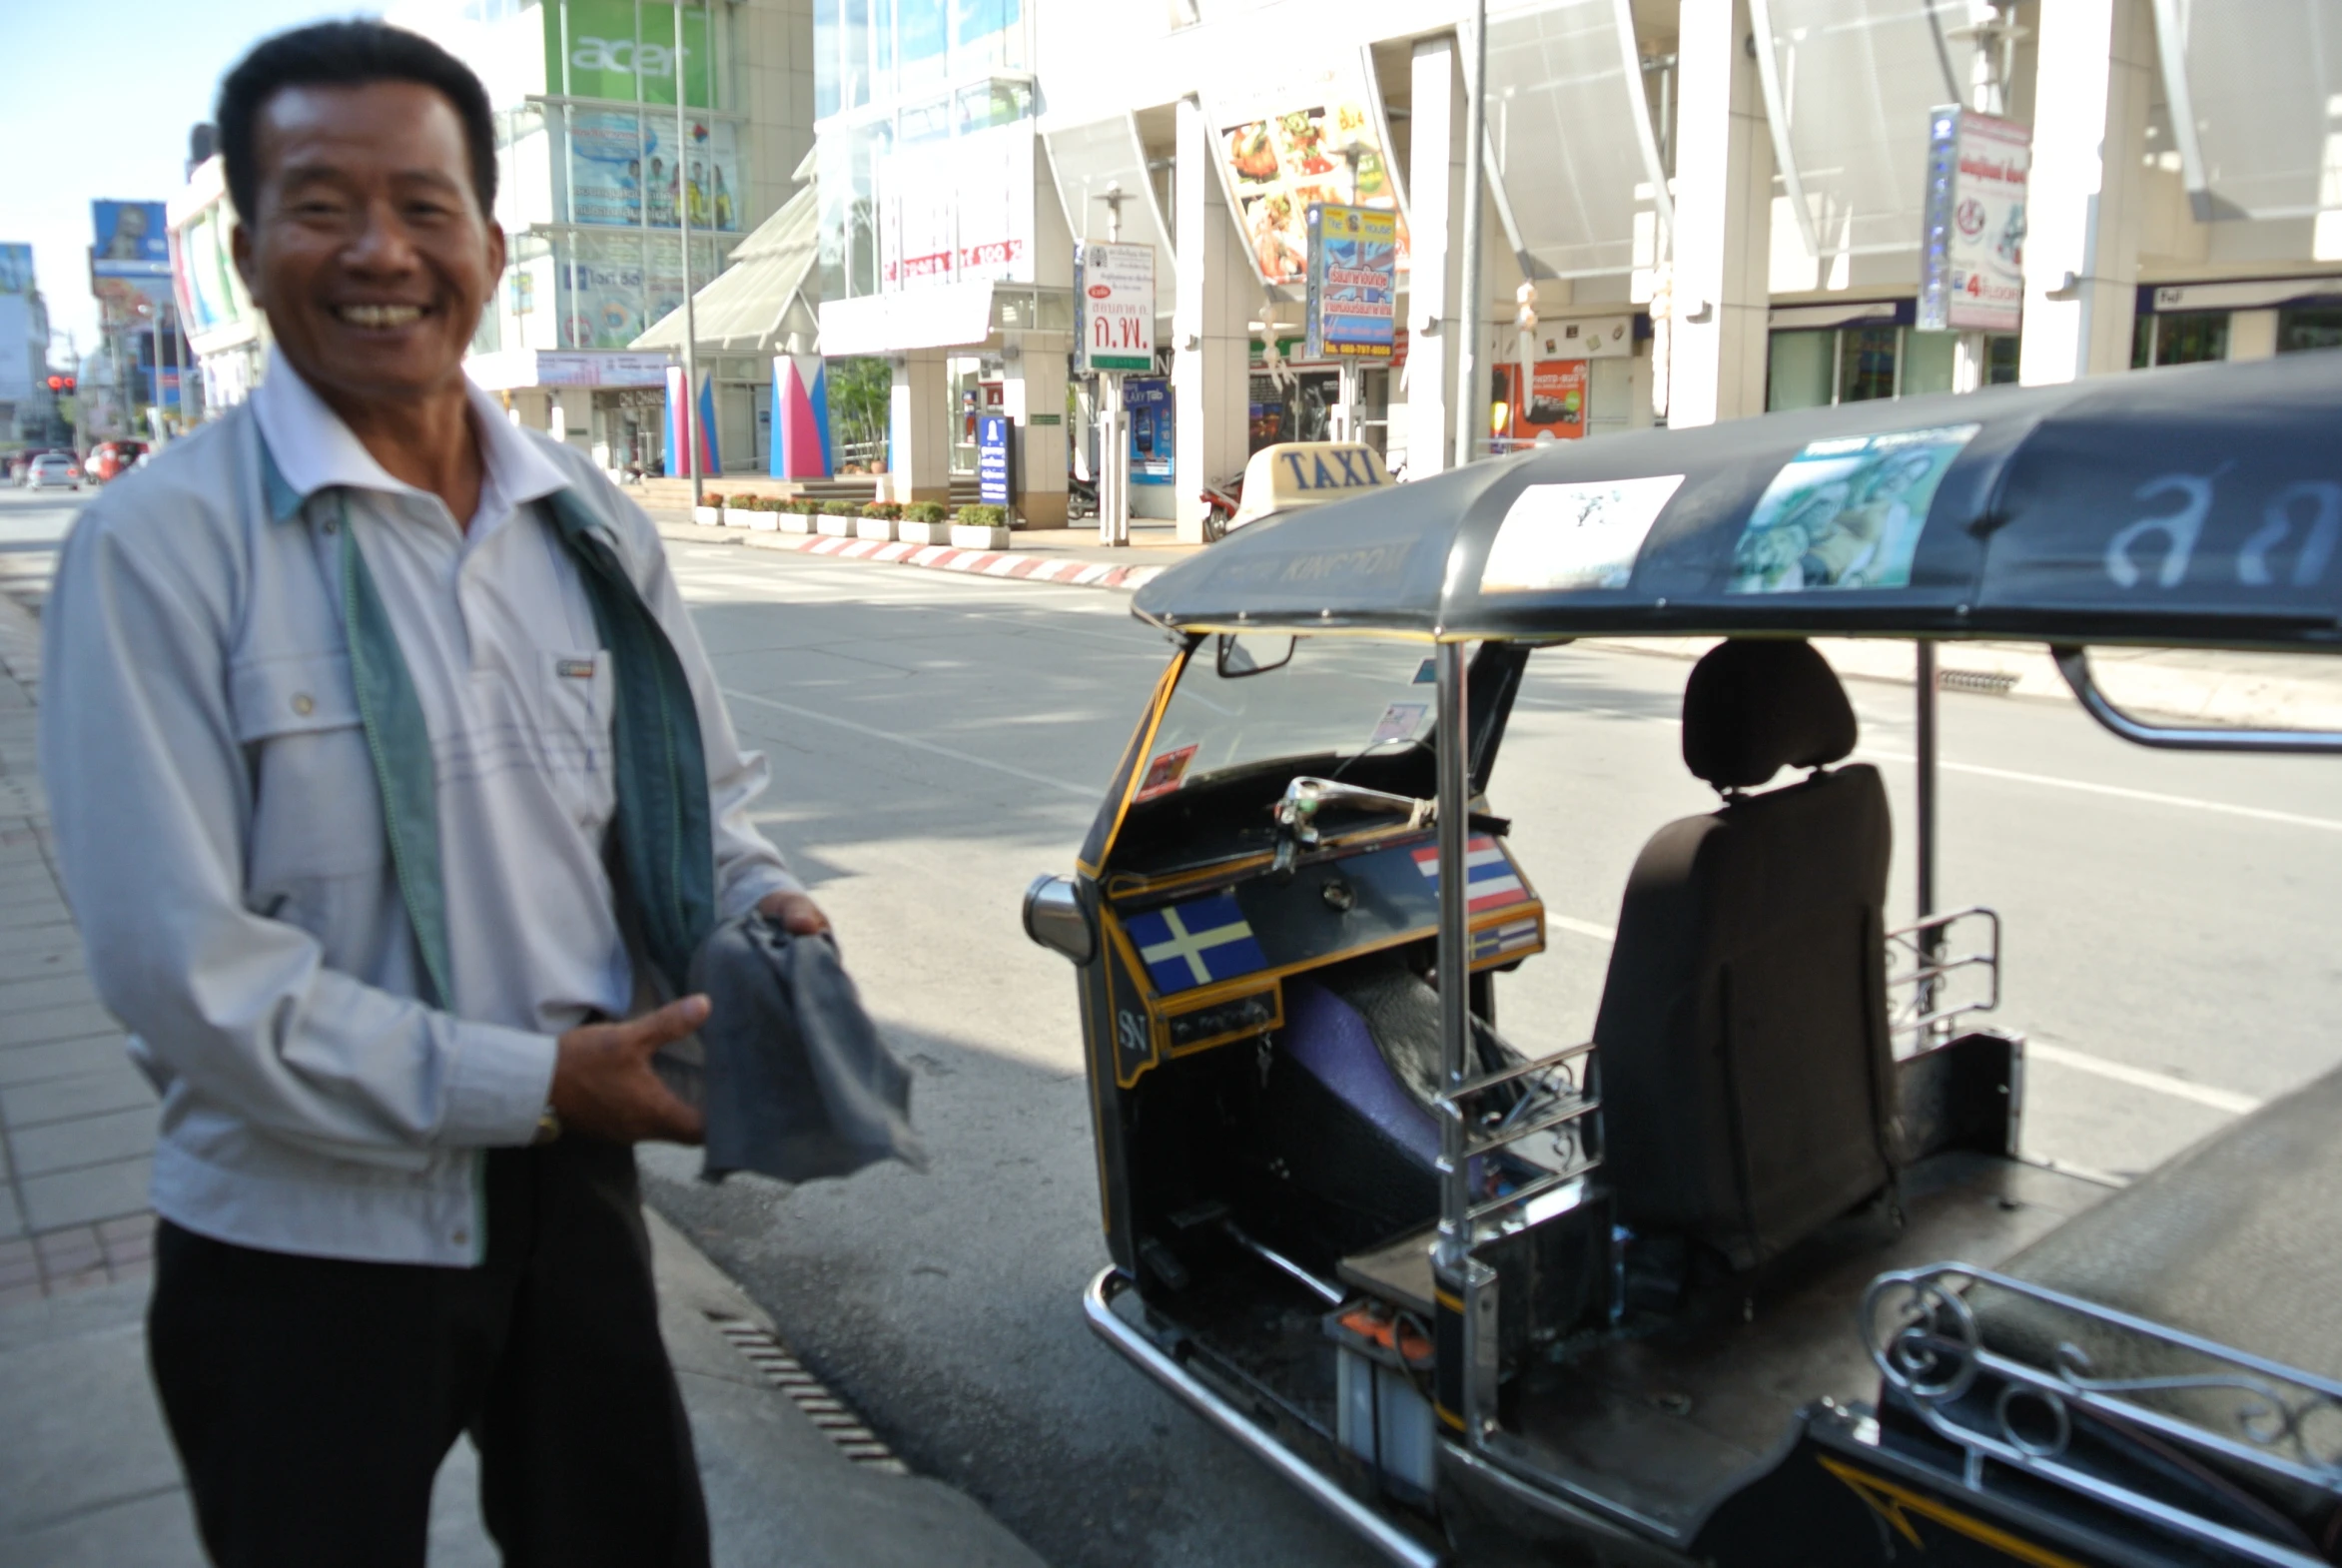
[39,352,799,1265]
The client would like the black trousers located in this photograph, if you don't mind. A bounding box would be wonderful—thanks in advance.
[148,1138,711,1568]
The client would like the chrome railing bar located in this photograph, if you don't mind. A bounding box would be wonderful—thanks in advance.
[1465,1163,1599,1224]
[1461,1097,1601,1160]
[1435,1041,1596,1109]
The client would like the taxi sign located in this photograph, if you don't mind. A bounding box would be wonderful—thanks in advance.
[1231,441,1390,529]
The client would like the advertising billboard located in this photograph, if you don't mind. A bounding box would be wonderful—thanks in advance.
[1078,241,1155,373]
[93,202,172,277]
[1212,71,1406,288]
[0,244,32,296]
[1495,361,1589,443]
[548,0,713,108]
[568,110,740,231]
[1303,204,1396,361]
[1919,108,2029,335]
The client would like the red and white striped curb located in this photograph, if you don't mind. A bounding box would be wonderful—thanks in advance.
[727,529,1171,591]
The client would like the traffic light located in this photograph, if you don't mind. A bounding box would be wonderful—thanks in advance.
[44,375,74,393]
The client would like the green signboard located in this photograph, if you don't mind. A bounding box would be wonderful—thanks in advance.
[550,0,713,109]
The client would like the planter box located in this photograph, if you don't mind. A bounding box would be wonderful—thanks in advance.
[742,508,779,531]
[778,511,813,533]
[854,515,898,542]
[950,523,1014,550]
[815,514,858,537]
[897,519,954,546]
[720,506,758,528]
[691,505,722,527]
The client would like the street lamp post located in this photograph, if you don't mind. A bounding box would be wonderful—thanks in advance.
[1454,0,1488,468]
[676,0,703,507]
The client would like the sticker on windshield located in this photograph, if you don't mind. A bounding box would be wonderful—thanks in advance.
[1479,475,1686,593]
[1369,702,1429,746]
[1135,744,1198,802]
[1727,424,1978,594]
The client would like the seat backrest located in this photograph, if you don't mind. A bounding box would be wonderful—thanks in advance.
[1592,640,1895,1270]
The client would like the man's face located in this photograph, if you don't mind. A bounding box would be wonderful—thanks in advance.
[232,81,504,407]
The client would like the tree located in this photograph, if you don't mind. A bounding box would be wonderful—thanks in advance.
[827,356,890,471]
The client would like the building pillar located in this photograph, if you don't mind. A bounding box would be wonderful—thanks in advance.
[2019,0,2151,385]
[1667,0,1772,426]
[1003,345,1069,527]
[888,349,951,504]
[1173,94,1252,544]
[1404,33,1468,477]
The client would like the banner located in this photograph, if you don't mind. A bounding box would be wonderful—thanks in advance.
[568,110,741,232]
[0,244,31,296]
[877,121,1034,290]
[549,0,713,108]
[1919,108,2029,335]
[93,201,171,277]
[1495,362,1588,441]
[1126,378,1172,485]
[1304,204,1396,361]
[1078,241,1154,373]
[1213,71,1406,288]
[562,231,648,349]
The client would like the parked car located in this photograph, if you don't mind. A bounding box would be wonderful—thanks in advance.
[25,453,82,491]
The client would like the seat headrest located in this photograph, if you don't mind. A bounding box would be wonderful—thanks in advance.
[1682,639,1857,790]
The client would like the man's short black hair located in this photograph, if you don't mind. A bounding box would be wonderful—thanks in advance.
[216,20,497,226]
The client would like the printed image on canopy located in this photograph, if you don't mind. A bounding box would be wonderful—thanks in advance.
[1727,423,1978,593]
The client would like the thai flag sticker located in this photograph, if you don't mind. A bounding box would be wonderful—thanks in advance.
[1125,893,1268,995]
[1413,836,1530,914]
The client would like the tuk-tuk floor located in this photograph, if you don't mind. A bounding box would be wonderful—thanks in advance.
[1509,1152,2115,1534]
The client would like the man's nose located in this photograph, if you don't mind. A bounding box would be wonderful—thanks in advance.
[345,200,421,273]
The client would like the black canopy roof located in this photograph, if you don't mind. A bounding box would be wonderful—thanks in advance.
[1132,352,2342,650]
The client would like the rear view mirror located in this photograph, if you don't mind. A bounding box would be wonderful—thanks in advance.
[1216,633,1296,678]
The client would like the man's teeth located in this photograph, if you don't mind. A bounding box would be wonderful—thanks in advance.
[338,305,423,328]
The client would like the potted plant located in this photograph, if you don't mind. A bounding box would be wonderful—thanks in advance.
[720,493,760,528]
[778,497,816,533]
[950,502,1013,551]
[855,499,903,542]
[692,491,724,527]
[740,495,781,531]
[816,498,860,537]
[897,500,953,546]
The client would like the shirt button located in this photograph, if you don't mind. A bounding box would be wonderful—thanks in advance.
[451,1227,469,1247]
[291,693,316,717]
[322,518,339,535]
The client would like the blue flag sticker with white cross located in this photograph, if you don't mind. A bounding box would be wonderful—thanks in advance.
[1124,893,1268,995]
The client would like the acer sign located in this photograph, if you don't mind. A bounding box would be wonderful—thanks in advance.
[547,0,713,108]
[1919,107,2030,335]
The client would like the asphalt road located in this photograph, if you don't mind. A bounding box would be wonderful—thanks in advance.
[13,484,2342,1565]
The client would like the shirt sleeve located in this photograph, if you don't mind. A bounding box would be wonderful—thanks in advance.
[621,502,804,921]
[40,509,557,1168]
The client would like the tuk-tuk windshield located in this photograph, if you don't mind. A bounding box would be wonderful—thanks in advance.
[1145,635,1439,796]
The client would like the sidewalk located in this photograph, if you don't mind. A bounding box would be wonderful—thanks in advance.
[0,587,1046,1568]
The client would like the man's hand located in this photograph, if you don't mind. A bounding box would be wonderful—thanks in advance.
[549,995,710,1146]
[757,890,832,936]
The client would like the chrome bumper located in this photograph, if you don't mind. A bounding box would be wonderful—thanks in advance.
[1082,1266,1444,1568]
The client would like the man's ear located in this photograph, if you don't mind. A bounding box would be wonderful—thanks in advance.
[229,220,263,310]
[485,221,507,288]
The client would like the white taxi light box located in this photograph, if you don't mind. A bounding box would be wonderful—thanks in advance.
[1232,442,1391,529]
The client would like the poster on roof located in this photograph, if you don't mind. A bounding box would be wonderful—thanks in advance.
[1210,66,1407,288]
[1919,108,2029,335]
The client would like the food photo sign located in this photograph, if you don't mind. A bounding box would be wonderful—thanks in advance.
[1212,67,1407,289]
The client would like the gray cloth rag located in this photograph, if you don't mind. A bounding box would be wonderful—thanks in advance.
[674,916,929,1183]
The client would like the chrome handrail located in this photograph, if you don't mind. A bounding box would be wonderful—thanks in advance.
[2053,646,2342,755]
[1865,1261,2342,1568]
[1886,906,2001,1038]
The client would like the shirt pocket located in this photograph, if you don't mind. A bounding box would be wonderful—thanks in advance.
[229,651,388,883]
[538,648,616,833]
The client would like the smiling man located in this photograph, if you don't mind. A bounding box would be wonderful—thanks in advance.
[39,22,823,1567]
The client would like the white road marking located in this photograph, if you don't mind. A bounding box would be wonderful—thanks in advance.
[1535,909,2259,1117]
[720,687,1098,798]
[1860,748,2342,835]
[2023,1041,2262,1116]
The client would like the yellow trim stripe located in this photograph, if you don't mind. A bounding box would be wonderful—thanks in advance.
[1817,1456,2091,1568]
[1079,646,1190,880]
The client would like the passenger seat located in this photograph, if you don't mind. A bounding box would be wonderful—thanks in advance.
[1592,639,1895,1270]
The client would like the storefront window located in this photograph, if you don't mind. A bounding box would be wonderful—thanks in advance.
[1838,326,1900,401]
[2132,312,2229,369]
[1767,330,1835,411]
[2278,308,2342,355]
[1900,330,1956,396]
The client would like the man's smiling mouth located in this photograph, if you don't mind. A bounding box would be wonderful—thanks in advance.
[336,304,426,329]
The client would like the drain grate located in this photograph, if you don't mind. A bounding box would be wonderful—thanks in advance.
[1938,667,2019,695]
[708,1314,910,1474]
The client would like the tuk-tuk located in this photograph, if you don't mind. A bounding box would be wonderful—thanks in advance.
[1024,351,2342,1566]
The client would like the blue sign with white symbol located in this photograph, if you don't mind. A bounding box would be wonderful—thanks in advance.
[977,412,1013,506]
[1125,893,1268,995]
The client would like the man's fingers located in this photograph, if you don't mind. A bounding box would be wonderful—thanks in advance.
[618,994,710,1055]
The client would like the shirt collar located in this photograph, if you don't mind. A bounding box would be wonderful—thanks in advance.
[251,347,571,526]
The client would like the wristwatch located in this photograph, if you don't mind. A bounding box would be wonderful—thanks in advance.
[532,1105,563,1145]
